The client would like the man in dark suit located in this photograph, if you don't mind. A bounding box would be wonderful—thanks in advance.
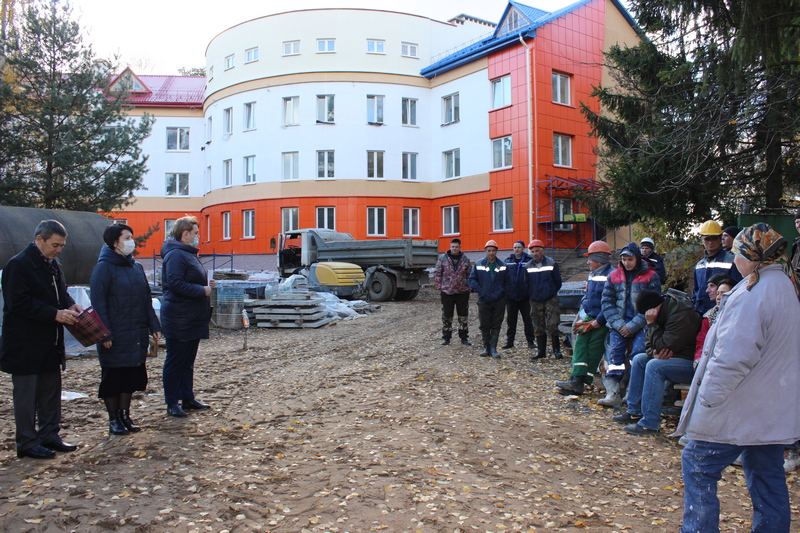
[1,220,82,459]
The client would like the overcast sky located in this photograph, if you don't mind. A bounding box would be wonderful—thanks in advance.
[68,0,576,75]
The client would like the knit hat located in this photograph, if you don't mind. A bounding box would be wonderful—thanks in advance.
[733,223,797,294]
[635,289,664,314]
[514,240,526,247]
[723,226,740,239]
[795,208,800,220]
[587,252,610,264]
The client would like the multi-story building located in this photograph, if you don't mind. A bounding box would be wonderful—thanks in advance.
[113,0,640,256]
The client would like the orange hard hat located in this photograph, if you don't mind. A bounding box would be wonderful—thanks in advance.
[528,239,544,249]
[484,239,499,249]
[584,240,612,256]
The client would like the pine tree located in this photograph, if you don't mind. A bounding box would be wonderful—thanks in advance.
[0,0,153,211]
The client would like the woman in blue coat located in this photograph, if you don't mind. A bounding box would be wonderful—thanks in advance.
[90,224,162,435]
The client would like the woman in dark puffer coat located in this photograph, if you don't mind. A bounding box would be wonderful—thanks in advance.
[90,224,161,435]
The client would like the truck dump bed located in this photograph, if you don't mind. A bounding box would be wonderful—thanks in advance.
[316,238,439,269]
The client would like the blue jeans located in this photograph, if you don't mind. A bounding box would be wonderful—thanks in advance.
[681,440,789,533]
[626,352,694,430]
[605,328,646,378]
[163,338,201,405]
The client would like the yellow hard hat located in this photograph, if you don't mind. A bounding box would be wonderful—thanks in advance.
[484,239,499,249]
[698,220,723,236]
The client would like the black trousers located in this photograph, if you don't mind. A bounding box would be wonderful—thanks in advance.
[505,298,535,343]
[478,298,506,345]
[440,292,470,339]
[163,338,201,405]
[12,371,62,451]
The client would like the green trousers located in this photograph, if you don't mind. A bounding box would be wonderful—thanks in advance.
[569,323,608,384]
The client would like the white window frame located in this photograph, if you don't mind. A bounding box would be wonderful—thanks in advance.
[401,42,418,58]
[317,39,335,53]
[367,207,386,237]
[165,173,189,196]
[164,219,176,241]
[223,107,233,135]
[245,47,259,63]
[283,96,300,126]
[402,152,417,180]
[205,117,212,143]
[316,206,335,230]
[367,39,385,54]
[282,152,299,181]
[493,198,513,231]
[492,75,512,109]
[208,66,213,81]
[401,97,417,126]
[403,207,420,236]
[442,93,460,125]
[282,207,299,233]
[367,95,384,124]
[224,54,234,70]
[317,150,334,179]
[555,198,574,231]
[554,134,572,167]
[283,41,300,56]
[223,159,232,187]
[244,155,256,184]
[205,165,211,193]
[552,72,571,105]
[442,206,460,236]
[443,149,460,179]
[243,102,256,131]
[492,136,512,169]
[222,211,231,240]
[317,95,334,123]
[243,210,255,238]
[367,150,384,179]
[166,127,190,151]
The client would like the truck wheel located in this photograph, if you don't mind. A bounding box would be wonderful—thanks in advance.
[368,272,397,301]
[394,289,419,301]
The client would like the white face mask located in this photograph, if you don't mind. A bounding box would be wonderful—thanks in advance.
[118,240,136,256]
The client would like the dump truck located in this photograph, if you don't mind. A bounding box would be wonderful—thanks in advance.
[276,229,439,301]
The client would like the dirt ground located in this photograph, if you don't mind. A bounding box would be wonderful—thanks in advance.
[1,287,799,533]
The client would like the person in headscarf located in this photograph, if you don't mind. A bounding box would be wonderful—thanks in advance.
[674,223,800,533]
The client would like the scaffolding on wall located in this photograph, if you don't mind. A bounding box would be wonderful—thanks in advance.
[535,174,599,261]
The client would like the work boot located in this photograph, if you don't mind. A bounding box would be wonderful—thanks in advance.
[597,377,624,408]
[490,331,501,359]
[555,376,584,395]
[440,337,451,345]
[108,411,130,435]
[531,335,547,360]
[501,339,514,349]
[552,335,563,359]
[527,340,536,349]
[460,337,472,346]
[479,338,490,357]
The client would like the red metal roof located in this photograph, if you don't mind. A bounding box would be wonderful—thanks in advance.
[126,75,205,108]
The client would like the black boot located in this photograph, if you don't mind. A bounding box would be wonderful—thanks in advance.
[120,409,141,433]
[532,335,547,360]
[490,331,501,359]
[555,376,585,395]
[479,337,490,357]
[440,336,451,345]
[501,337,514,349]
[552,335,563,359]
[108,411,129,435]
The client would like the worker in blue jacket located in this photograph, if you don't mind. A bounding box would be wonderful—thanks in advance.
[468,240,511,359]
[526,239,563,360]
[502,240,535,350]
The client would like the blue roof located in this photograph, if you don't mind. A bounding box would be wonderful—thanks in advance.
[421,0,640,79]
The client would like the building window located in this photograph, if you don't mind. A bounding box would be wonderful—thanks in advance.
[443,206,460,235]
[283,41,300,56]
[222,212,231,240]
[205,165,211,192]
[317,150,334,178]
[367,151,384,179]
[443,149,460,179]
[208,66,213,81]
[367,95,384,124]
[402,152,417,180]
[493,198,513,231]
[282,152,299,181]
[245,47,259,63]
[442,93,459,125]
[403,207,420,236]
[367,39,385,54]
[243,102,256,130]
[223,107,233,134]
[165,173,189,196]
[367,207,386,236]
[552,72,571,105]
[492,136,512,169]
[224,54,234,70]
[283,96,299,125]
[282,207,299,233]
[401,98,417,126]
[492,75,512,109]
[223,159,232,186]
[166,127,189,151]
[316,206,335,230]
[401,42,418,58]
[205,117,212,142]
[317,39,335,53]
[555,198,574,231]
[243,210,255,238]
[164,219,176,241]
[317,95,334,123]
[244,155,256,183]
[554,134,572,167]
